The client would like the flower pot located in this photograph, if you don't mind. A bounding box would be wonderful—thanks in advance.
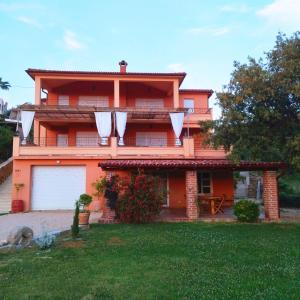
[11,200,24,213]
[79,212,90,225]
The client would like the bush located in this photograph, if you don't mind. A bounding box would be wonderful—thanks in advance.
[104,176,119,210]
[116,173,165,223]
[35,232,56,250]
[78,193,93,212]
[71,201,80,238]
[234,199,260,222]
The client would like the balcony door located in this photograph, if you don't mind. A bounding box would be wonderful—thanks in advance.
[76,132,99,147]
[136,132,167,147]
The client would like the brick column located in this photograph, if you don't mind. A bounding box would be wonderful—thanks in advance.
[263,171,280,221]
[186,170,199,220]
[100,172,116,223]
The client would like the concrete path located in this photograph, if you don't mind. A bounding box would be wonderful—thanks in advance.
[0,211,102,241]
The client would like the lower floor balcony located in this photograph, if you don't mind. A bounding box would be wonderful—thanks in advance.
[13,135,226,159]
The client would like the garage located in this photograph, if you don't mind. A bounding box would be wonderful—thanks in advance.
[31,166,86,210]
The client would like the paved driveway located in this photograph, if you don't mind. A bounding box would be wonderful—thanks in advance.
[0,211,102,241]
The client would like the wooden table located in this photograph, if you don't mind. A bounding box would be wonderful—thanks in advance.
[199,196,222,215]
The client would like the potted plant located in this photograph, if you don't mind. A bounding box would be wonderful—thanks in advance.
[78,193,93,225]
[92,178,107,212]
[12,183,25,213]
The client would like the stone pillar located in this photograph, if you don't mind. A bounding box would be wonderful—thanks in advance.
[263,171,280,221]
[186,170,198,220]
[114,79,120,107]
[173,79,179,108]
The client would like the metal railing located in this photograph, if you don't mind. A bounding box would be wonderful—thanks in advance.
[22,137,110,147]
[0,157,13,185]
[20,136,181,148]
[123,137,181,147]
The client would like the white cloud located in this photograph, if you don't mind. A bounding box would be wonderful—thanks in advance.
[17,16,42,29]
[257,0,300,28]
[167,63,185,72]
[219,3,249,13]
[187,26,230,36]
[63,30,85,50]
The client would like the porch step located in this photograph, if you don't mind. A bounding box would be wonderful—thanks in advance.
[0,175,12,213]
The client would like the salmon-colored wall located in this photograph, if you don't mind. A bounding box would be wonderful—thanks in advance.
[179,93,209,109]
[168,172,186,208]
[212,171,234,206]
[12,159,106,212]
[47,81,174,108]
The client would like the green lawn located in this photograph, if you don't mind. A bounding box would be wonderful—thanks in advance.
[1,223,300,299]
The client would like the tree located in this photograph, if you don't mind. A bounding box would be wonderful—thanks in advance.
[200,32,300,170]
[0,126,14,162]
[0,78,10,90]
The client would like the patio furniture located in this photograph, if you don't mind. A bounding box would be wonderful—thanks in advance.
[198,195,226,215]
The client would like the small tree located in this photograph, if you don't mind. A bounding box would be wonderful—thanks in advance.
[78,193,93,212]
[71,201,80,238]
[116,173,165,223]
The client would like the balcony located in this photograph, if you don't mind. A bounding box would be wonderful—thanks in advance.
[13,136,227,159]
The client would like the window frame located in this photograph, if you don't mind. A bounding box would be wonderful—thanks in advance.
[197,171,212,195]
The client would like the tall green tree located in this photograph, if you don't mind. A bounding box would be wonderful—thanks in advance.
[0,78,10,90]
[200,32,300,170]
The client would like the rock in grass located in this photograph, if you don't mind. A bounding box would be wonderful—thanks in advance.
[7,226,34,247]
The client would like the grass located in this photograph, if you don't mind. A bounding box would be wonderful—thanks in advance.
[0,223,300,299]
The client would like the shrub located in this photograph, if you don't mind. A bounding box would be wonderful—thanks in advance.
[35,232,56,250]
[78,193,93,212]
[234,199,260,222]
[71,201,80,238]
[104,176,120,210]
[116,173,165,223]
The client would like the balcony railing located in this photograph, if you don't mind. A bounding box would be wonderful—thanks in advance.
[23,137,110,147]
[22,137,180,148]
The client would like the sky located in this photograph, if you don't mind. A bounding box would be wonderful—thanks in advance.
[0,0,299,119]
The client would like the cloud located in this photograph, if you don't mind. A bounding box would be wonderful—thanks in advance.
[257,0,300,28]
[17,16,42,29]
[63,30,85,50]
[219,3,249,13]
[187,26,230,36]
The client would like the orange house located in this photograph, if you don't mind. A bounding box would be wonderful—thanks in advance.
[12,61,283,221]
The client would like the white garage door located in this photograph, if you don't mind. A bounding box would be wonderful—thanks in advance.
[31,166,86,210]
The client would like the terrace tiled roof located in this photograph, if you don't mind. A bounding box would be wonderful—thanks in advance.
[99,159,286,171]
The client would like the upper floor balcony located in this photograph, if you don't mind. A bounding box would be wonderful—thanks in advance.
[13,135,227,159]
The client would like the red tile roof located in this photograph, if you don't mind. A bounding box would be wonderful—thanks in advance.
[26,68,186,83]
[179,89,214,97]
[99,159,286,171]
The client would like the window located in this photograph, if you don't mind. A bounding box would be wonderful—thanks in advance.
[135,98,164,109]
[57,134,68,147]
[184,99,194,113]
[76,132,99,147]
[78,96,109,107]
[197,172,211,194]
[136,132,167,147]
[58,95,69,106]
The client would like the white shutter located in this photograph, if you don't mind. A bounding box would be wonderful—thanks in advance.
[135,99,164,109]
[76,132,99,147]
[57,134,68,147]
[78,96,109,107]
[58,95,69,106]
[136,132,167,147]
[184,99,194,113]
